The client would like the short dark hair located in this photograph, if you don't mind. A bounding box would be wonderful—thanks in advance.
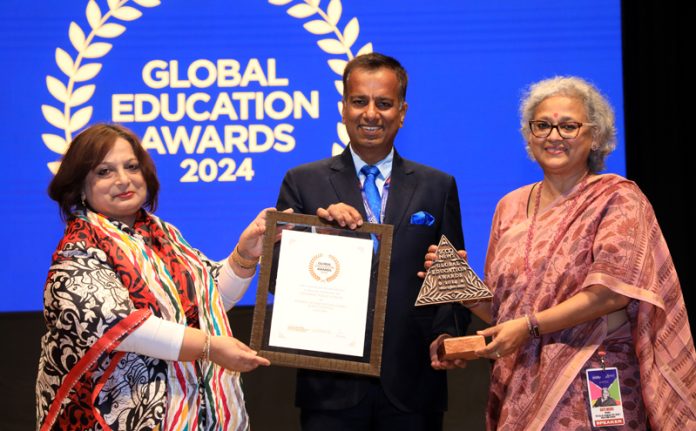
[342,52,408,102]
[48,123,159,221]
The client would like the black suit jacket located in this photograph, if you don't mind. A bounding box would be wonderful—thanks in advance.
[276,148,469,413]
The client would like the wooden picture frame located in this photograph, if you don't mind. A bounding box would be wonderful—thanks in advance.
[250,212,393,376]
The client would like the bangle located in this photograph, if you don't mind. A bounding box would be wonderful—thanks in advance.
[231,245,259,270]
[200,333,211,362]
[525,314,540,338]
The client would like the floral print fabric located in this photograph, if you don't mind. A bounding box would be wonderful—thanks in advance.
[36,209,248,430]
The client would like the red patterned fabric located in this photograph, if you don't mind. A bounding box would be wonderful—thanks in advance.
[484,174,696,430]
[37,209,247,430]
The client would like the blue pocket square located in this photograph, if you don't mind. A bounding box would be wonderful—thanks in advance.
[410,211,435,226]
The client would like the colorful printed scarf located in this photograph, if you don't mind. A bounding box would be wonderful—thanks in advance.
[37,209,248,430]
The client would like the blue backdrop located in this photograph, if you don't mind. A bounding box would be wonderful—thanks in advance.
[0,0,624,311]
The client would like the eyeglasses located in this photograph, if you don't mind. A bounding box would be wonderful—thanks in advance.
[528,120,594,139]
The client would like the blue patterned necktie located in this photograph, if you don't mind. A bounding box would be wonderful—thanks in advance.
[361,165,382,223]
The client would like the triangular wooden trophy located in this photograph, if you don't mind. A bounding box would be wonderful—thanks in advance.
[416,235,493,360]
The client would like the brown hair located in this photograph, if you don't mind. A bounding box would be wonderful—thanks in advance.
[48,123,159,221]
[342,52,408,103]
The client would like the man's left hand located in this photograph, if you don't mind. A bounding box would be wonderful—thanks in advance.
[430,334,467,370]
[317,203,364,229]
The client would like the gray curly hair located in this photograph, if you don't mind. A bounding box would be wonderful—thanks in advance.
[519,76,617,173]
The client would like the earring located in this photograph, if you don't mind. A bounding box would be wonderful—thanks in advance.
[591,143,599,151]
[81,194,87,207]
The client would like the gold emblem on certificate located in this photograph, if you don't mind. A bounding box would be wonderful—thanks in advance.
[416,235,493,360]
[308,254,341,282]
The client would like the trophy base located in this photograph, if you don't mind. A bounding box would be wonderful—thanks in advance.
[437,335,485,361]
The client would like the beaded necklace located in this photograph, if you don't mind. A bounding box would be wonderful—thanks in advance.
[524,172,590,284]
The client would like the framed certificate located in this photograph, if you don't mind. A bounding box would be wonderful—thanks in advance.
[250,211,393,376]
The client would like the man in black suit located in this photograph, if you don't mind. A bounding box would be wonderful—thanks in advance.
[276,52,469,430]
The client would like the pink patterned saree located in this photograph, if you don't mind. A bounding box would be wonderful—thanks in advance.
[484,174,696,430]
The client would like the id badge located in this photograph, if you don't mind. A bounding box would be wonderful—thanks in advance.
[585,367,625,427]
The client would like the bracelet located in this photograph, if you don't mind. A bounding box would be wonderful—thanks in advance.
[525,313,540,338]
[200,333,211,362]
[231,245,259,270]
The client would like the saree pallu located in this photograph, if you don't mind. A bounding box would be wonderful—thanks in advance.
[37,209,248,430]
[484,174,696,430]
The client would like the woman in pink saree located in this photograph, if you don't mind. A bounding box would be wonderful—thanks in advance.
[428,77,696,429]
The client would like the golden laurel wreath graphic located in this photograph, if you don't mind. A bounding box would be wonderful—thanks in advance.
[41,0,160,174]
[42,0,371,173]
[268,0,374,155]
[308,253,341,282]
